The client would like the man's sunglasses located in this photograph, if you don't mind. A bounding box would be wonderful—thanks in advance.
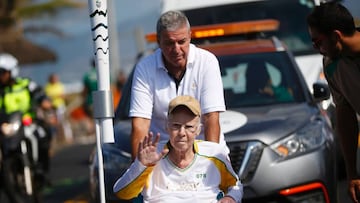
[312,35,327,49]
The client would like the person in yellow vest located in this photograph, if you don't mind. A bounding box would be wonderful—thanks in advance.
[0,53,52,194]
[45,73,65,110]
[45,73,73,142]
[0,53,44,120]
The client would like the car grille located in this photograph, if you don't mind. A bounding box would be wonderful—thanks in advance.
[227,141,264,183]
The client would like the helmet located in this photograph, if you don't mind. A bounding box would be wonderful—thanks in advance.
[0,53,19,77]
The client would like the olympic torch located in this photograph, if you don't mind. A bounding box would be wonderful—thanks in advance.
[88,0,114,202]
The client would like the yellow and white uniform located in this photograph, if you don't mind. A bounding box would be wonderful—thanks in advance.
[113,140,243,203]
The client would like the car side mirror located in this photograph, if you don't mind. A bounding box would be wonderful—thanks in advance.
[312,82,330,102]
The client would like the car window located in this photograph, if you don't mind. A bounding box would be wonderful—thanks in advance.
[222,61,282,94]
[220,51,305,107]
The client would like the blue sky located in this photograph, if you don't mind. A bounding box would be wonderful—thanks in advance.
[20,0,162,86]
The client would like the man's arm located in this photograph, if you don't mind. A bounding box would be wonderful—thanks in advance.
[203,112,220,143]
[336,103,359,179]
[131,117,151,160]
[336,103,360,203]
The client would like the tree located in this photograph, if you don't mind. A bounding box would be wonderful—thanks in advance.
[0,0,84,65]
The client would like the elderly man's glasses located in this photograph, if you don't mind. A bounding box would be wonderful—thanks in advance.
[167,122,200,133]
[312,35,327,49]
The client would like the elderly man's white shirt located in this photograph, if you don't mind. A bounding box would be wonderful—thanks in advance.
[130,44,226,144]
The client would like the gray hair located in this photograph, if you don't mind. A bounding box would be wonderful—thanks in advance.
[156,10,190,40]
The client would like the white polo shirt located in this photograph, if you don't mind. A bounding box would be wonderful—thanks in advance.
[130,44,226,145]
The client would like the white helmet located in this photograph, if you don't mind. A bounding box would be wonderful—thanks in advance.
[0,53,19,77]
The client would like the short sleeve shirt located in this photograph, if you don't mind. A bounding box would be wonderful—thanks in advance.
[45,82,65,109]
[130,44,226,143]
[323,56,360,114]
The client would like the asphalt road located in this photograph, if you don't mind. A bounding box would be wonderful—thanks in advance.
[0,136,95,203]
[43,140,95,203]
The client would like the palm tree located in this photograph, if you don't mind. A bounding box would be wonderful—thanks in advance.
[0,0,84,65]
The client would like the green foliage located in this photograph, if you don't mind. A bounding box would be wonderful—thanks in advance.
[16,0,85,18]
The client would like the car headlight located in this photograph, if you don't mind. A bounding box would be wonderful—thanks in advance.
[270,119,326,159]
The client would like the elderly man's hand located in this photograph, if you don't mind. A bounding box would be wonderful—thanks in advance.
[349,179,360,203]
[138,132,169,167]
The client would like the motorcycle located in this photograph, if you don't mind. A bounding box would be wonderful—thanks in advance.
[0,111,50,203]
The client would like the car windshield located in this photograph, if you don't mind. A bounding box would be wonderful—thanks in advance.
[220,51,306,108]
[183,0,315,56]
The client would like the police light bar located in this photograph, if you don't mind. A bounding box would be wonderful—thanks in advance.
[145,19,280,43]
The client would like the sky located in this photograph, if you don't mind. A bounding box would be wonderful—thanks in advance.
[20,0,162,88]
[342,0,360,19]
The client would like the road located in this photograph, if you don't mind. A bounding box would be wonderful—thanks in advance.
[43,139,95,203]
[0,136,95,203]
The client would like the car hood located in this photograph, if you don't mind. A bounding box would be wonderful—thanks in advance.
[221,103,317,145]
